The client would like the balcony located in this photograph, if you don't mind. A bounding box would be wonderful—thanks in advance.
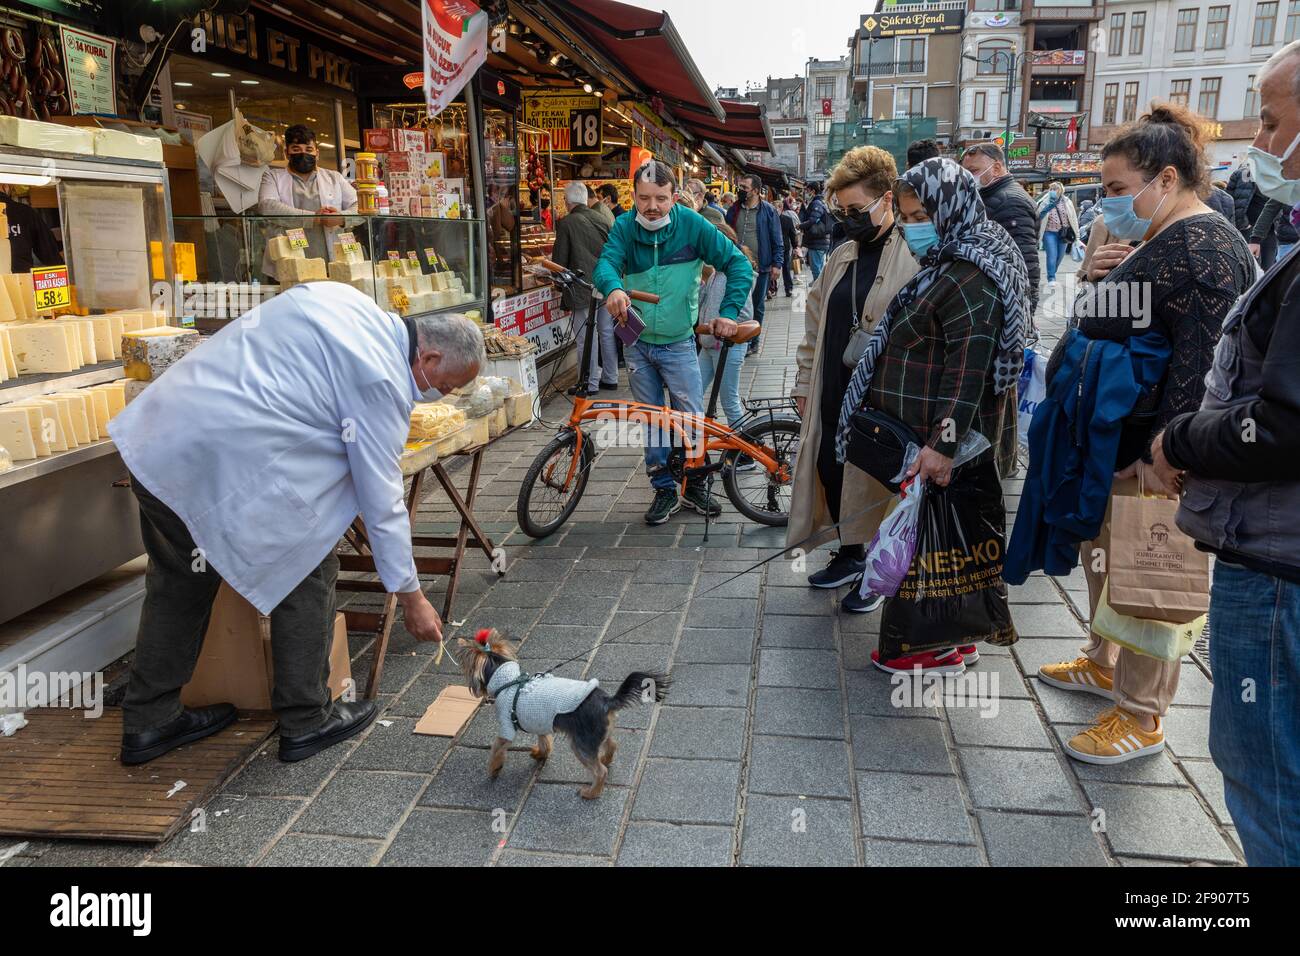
[854,59,928,78]
[1022,1,1103,22]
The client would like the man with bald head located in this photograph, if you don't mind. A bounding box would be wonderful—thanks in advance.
[1151,40,1300,866]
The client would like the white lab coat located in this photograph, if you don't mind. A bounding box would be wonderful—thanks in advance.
[109,282,421,614]
[257,166,358,280]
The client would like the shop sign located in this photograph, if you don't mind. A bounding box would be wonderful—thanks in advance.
[59,25,116,115]
[1049,151,1101,174]
[422,0,489,118]
[523,92,603,154]
[31,265,70,312]
[494,286,572,358]
[192,9,357,92]
[860,9,963,37]
[1031,49,1086,67]
[967,12,1020,29]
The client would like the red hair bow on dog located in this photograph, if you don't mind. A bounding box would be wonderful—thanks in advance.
[476,629,492,647]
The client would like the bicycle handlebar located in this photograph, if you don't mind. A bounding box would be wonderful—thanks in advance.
[534,259,660,304]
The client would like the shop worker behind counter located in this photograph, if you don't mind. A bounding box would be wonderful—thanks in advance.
[258,123,357,280]
[108,283,484,765]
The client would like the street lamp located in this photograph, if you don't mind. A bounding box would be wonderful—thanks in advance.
[961,45,1041,143]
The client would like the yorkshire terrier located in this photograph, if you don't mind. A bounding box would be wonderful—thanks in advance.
[457,629,669,799]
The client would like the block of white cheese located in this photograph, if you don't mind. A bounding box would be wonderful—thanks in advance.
[430,271,451,292]
[412,274,433,295]
[91,128,164,163]
[2,273,34,321]
[406,292,436,315]
[401,259,423,278]
[58,316,113,362]
[56,318,98,365]
[14,398,68,452]
[84,387,110,434]
[0,116,96,154]
[278,257,327,285]
[348,276,376,301]
[0,404,42,460]
[327,259,372,283]
[51,391,99,441]
[267,235,306,262]
[0,327,11,380]
[8,323,80,373]
[94,380,127,419]
[0,273,17,322]
[109,309,167,334]
[41,393,90,444]
[122,326,200,382]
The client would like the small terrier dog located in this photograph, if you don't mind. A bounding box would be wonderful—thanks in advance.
[457,629,668,799]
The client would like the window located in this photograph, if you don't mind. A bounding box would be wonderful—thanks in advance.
[1288,0,1300,41]
[1245,74,1261,116]
[1000,89,1010,123]
[816,77,835,100]
[1130,11,1146,53]
[974,90,987,122]
[1123,82,1139,122]
[1175,9,1198,51]
[813,150,826,171]
[977,39,1013,75]
[898,37,926,73]
[1255,2,1279,45]
[1109,13,1126,55]
[1199,77,1222,118]
[1103,83,1118,125]
[815,115,831,134]
[1206,6,1230,48]
[1170,78,1191,107]
[895,87,925,117]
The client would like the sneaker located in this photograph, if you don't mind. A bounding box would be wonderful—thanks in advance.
[599,381,619,390]
[957,643,980,665]
[732,454,760,473]
[681,482,723,517]
[842,586,885,614]
[872,647,965,676]
[644,488,681,525]
[808,550,866,589]
[1064,707,1165,764]
[1038,656,1115,699]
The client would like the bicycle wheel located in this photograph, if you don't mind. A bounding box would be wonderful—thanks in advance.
[723,417,801,527]
[516,429,594,538]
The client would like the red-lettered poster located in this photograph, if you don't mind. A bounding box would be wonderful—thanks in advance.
[423,0,489,118]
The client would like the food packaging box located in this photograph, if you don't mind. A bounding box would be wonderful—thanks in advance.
[463,415,490,449]
[505,390,536,426]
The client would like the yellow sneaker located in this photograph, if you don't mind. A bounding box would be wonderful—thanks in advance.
[1065,707,1165,764]
[1038,656,1115,699]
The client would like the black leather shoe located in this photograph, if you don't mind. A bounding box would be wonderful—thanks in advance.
[120,703,237,765]
[278,700,377,762]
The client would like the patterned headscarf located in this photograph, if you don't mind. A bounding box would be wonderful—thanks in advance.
[835,157,1030,462]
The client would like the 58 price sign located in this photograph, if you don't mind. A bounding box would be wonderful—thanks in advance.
[32,265,70,313]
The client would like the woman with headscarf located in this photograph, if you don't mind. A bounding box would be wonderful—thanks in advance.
[836,156,1029,675]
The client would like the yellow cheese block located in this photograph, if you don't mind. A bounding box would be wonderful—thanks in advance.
[327,259,372,283]
[0,273,18,322]
[108,309,168,334]
[0,405,40,460]
[57,318,97,365]
[121,326,200,382]
[58,316,113,363]
[267,235,306,262]
[278,256,327,284]
[2,273,34,321]
[8,323,80,373]
[94,380,127,418]
[0,327,18,378]
[14,398,68,451]
[51,391,99,441]
[84,387,110,434]
[348,276,376,300]
[42,393,90,444]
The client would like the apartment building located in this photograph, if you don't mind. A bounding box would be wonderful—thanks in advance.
[958,4,1029,142]
[743,75,808,176]
[806,55,853,180]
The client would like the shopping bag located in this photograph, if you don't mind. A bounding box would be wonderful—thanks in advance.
[1070,240,1086,262]
[1093,579,1204,662]
[1106,489,1210,623]
[879,464,1018,658]
[1017,347,1047,448]
[860,479,926,599]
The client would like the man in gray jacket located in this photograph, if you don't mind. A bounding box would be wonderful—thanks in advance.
[554,180,617,395]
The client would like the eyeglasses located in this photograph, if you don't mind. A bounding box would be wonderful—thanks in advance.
[829,194,885,224]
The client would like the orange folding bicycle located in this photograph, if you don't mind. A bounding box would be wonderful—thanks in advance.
[516,259,802,538]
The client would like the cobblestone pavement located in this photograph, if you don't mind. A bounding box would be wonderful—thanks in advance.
[5,258,1241,867]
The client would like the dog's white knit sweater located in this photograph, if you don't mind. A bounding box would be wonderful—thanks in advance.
[486,661,600,742]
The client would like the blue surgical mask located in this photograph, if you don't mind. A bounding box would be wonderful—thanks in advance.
[1099,175,1167,241]
[416,362,443,402]
[902,221,939,259]
[1248,129,1300,207]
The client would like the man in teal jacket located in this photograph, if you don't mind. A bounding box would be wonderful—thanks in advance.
[593,160,755,524]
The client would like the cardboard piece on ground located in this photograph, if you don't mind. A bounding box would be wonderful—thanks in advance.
[414,685,479,736]
[181,583,352,710]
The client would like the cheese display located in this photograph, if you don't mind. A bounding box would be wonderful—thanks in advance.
[2,273,35,322]
[108,309,168,334]
[57,315,115,361]
[86,388,111,433]
[327,259,372,283]
[94,379,127,417]
[57,317,98,365]
[14,399,67,452]
[122,326,200,381]
[408,402,466,441]
[8,322,81,373]
[91,128,164,163]
[0,326,16,379]
[267,235,305,262]
[278,256,327,287]
[0,404,40,460]
[51,391,100,441]
[0,117,96,154]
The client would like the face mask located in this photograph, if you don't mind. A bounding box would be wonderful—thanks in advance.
[841,195,885,243]
[540,199,551,209]
[972,164,995,186]
[737,187,750,204]
[415,361,443,402]
[902,221,939,259]
[636,210,671,231]
[1099,175,1167,241]
[1248,129,1300,206]
[288,152,317,174]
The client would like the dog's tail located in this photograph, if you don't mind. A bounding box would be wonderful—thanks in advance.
[608,672,670,712]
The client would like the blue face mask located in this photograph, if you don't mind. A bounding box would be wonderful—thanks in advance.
[1099,175,1167,242]
[902,221,939,259]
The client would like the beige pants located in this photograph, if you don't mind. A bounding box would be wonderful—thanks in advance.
[1077,477,1180,718]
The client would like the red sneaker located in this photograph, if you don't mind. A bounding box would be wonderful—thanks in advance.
[871,647,966,676]
[957,643,980,665]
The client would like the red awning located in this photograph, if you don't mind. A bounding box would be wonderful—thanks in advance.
[545,0,725,121]
[674,98,776,155]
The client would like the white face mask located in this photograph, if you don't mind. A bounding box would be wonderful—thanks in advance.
[636,209,672,231]
[415,360,443,402]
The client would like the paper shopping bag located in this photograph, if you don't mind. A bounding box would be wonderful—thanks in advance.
[1106,490,1210,624]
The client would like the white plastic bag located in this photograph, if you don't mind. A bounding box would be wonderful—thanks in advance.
[1017,347,1047,448]
[860,480,926,599]
[1070,240,1086,262]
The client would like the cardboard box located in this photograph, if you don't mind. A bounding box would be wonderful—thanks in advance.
[393,128,429,153]
[181,583,352,710]
[364,128,396,152]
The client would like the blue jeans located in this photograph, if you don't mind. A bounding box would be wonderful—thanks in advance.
[808,247,827,281]
[698,342,745,428]
[1278,242,1295,261]
[1042,230,1064,282]
[572,300,618,390]
[1209,562,1300,866]
[625,337,703,491]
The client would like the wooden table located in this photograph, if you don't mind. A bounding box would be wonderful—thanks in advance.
[336,430,514,698]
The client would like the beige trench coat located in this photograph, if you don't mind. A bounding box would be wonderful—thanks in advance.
[786,229,919,551]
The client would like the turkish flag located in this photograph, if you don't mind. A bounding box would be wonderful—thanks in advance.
[822,98,832,116]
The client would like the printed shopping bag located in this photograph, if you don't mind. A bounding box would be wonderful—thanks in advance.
[1107,490,1210,624]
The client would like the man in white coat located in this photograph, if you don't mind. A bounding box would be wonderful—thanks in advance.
[109,282,484,764]
[258,123,357,281]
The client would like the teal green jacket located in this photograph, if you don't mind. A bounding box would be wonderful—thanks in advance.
[592,205,755,345]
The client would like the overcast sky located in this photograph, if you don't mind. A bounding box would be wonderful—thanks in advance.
[652,0,869,93]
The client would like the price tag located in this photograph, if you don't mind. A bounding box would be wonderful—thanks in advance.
[31,265,70,312]
[387,251,402,261]
[406,251,420,262]
[286,228,309,249]
[437,254,450,271]
[424,247,438,268]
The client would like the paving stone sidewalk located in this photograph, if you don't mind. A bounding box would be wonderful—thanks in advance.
[5,258,1241,867]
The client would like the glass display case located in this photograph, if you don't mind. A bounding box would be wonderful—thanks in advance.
[170,214,486,328]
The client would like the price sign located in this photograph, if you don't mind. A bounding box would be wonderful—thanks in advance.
[387,251,402,261]
[336,231,362,257]
[424,247,439,268]
[406,251,420,263]
[31,266,70,312]
[522,91,603,155]
[286,228,309,249]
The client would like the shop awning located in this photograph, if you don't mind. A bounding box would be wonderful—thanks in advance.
[744,161,792,190]
[676,99,777,156]
[545,0,725,122]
